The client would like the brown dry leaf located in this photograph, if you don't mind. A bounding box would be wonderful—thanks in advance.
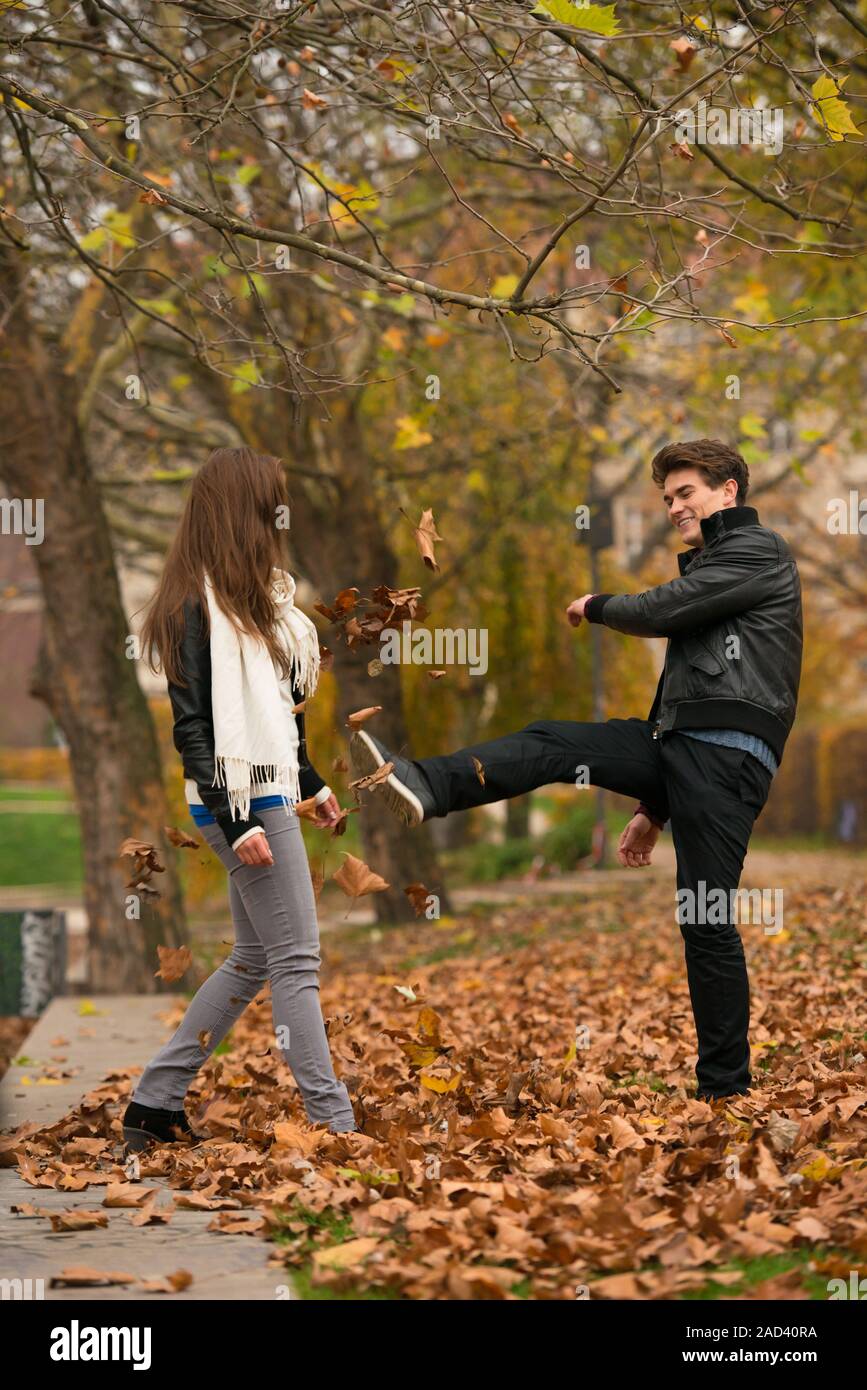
[154,945,193,983]
[313,1237,380,1271]
[310,865,325,903]
[349,761,394,793]
[13,879,864,1303]
[719,324,738,347]
[414,508,444,572]
[472,756,485,787]
[118,837,166,891]
[271,1121,328,1155]
[173,1193,243,1211]
[670,37,696,70]
[427,670,447,680]
[130,1198,173,1227]
[314,588,358,622]
[346,705,383,728]
[103,1184,160,1208]
[670,140,695,161]
[48,1209,109,1232]
[333,853,390,898]
[332,755,349,774]
[404,882,430,916]
[50,1267,138,1288]
[140,1270,193,1293]
[302,88,329,109]
[165,826,199,849]
[329,806,357,837]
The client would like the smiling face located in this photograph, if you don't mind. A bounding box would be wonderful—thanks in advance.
[662,466,740,549]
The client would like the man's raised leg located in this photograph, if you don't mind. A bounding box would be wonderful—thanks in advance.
[351,718,667,825]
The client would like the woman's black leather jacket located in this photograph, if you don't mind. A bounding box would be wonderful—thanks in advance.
[168,597,327,848]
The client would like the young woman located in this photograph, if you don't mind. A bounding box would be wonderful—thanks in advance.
[122,446,357,1150]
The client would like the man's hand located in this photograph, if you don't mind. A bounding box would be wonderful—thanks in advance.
[310,792,342,829]
[235,831,273,866]
[617,812,660,868]
[566,594,595,628]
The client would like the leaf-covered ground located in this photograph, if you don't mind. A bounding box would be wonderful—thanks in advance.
[5,878,866,1300]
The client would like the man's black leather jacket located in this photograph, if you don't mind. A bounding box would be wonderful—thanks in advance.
[585,506,802,764]
[169,597,327,848]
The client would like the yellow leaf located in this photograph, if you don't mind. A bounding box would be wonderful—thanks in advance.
[491,274,519,299]
[799,1153,845,1183]
[401,1042,440,1068]
[810,75,861,142]
[393,415,432,451]
[420,1070,462,1093]
[532,1,620,38]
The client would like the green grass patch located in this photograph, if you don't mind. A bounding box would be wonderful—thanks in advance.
[0,811,82,886]
[0,784,72,802]
[270,1202,404,1301]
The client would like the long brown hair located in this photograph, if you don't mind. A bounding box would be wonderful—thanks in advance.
[141,446,294,686]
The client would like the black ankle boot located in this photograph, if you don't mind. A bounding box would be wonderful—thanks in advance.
[122,1100,199,1152]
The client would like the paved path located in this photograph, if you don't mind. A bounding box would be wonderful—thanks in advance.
[1,997,290,1301]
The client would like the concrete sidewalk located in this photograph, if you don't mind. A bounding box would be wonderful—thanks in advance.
[1,996,291,1301]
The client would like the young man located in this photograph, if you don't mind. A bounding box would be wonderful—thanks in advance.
[351,440,803,1102]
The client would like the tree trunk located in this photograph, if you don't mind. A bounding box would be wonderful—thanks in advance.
[0,245,187,990]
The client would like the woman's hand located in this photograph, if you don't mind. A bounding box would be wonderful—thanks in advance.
[311,792,342,829]
[617,813,659,868]
[235,832,273,866]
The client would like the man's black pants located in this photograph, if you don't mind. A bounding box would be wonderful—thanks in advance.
[417,718,773,1100]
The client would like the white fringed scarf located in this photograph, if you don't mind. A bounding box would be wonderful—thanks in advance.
[204,568,320,822]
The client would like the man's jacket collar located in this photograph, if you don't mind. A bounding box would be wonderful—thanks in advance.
[677,505,760,575]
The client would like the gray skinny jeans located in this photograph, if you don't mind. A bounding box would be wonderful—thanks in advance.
[133,806,357,1132]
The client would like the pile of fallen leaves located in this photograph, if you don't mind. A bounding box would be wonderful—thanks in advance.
[3,880,866,1300]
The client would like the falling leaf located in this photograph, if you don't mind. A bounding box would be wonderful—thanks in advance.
[346,705,383,728]
[333,853,390,898]
[428,670,447,680]
[404,882,430,917]
[349,760,394,793]
[471,756,486,786]
[414,508,444,572]
[154,945,193,983]
[670,36,696,70]
[165,826,199,849]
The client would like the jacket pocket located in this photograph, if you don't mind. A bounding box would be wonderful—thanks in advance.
[683,639,724,697]
[686,642,723,675]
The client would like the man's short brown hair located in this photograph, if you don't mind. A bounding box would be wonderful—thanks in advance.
[651,439,750,506]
